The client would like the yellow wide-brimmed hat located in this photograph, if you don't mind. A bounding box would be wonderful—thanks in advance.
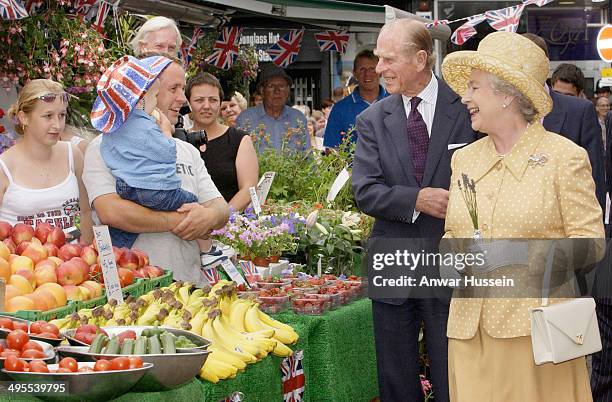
[441,31,552,120]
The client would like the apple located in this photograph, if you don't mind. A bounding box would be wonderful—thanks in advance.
[48,256,62,266]
[46,227,66,248]
[0,221,12,240]
[58,244,82,262]
[15,241,30,256]
[62,285,83,301]
[56,260,85,286]
[80,246,97,266]
[69,257,90,281]
[9,274,33,294]
[35,258,58,271]
[3,238,16,254]
[133,268,147,279]
[11,223,34,245]
[78,285,92,301]
[0,241,10,261]
[15,269,36,288]
[112,246,124,262]
[34,223,53,244]
[10,255,34,274]
[80,280,103,298]
[34,265,57,287]
[132,248,149,268]
[37,283,67,307]
[5,296,34,312]
[43,243,59,257]
[117,249,139,270]
[144,265,164,278]
[20,242,48,265]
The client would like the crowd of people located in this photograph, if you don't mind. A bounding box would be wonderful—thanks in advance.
[1,11,612,402]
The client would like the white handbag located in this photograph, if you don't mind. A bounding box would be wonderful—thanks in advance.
[529,243,602,365]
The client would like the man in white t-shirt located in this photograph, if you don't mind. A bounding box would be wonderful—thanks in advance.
[83,58,229,286]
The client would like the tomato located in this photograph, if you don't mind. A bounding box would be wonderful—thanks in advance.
[110,357,130,371]
[36,332,59,339]
[76,324,99,335]
[21,349,46,359]
[29,320,47,334]
[84,333,96,344]
[116,330,136,346]
[59,357,78,372]
[22,361,30,372]
[118,268,134,288]
[0,317,14,330]
[56,368,73,373]
[29,362,49,373]
[0,350,20,358]
[93,359,111,372]
[13,321,28,332]
[39,324,59,337]
[4,355,25,372]
[78,366,94,373]
[128,356,143,369]
[6,330,29,351]
[21,341,43,352]
[0,344,5,353]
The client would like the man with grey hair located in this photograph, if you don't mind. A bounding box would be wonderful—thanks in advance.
[352,19,477,402]
[130,16,182,57]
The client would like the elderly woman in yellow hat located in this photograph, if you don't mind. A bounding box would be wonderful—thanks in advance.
[441,32,604,401]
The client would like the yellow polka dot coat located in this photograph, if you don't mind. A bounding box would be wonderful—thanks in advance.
[444,122,604,339]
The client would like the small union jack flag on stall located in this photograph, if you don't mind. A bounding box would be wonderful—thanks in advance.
[451,14,486,45]
[202,267,221,284]
[181,27,204,67]
[206,26,243,70]
[281,350,304,402]
[0,0,28,20]
[267,29,304,68]
[91,0,111,33]
[314,30,349,54]
[239,260,256,276]
[522,0,554,6]
[485,4,525,33]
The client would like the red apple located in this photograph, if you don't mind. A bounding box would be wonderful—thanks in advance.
[20,242,48,264]
[0,221,12,240]
[69,257,90,282]
[15,268,36,288]
[117,249,139,270]
[34,223,53,244]
[80,246,97,266]
[144,265,164,278]
[34,265,57,287]
[43,243,59,257]
[132,248,149,268]
[35,258,58,271]
[81,280,103,298]
[133,268,147,279]
[62,285,84,301]
[112,246,124,262]
[3,238,16,254]
[11,223,34,245]
[46,227,66,248]
[15,241,30,255]
[56,260,85,286]
[58,244,82,262]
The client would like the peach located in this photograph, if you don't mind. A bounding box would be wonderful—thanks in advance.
[9,274,33,295]
[37,283,67,307]
[25,293,50,311]
[5,284,22,301]
[5,296,34,312]
[34,266,57,287]
[0,221,12,241]
[58,244,82,262]
[46,227,66,248]
[0,257,9,282]
[69,257,90,281]
[34,223,53,244]
[35,258,58,270]
[80,280,103,298]
[32,289,57,309]
[3,238,16,254]
[0,241,9,261]
[15,269,36,289]
[78,286,92,301]
[113,246,124,262]
[48,256,62,266]
[15,241,30,256]
[117,249,139,270]
[10,255,34,274]
[62,285,83,301]
[56,260,85,286]
[21,242,48,265]
[80,246,97,266]
[144,265,164,278]
[11,223,34,245]
[43,243,59,258]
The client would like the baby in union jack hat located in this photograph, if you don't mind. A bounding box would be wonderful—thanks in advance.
[90,55,224,269]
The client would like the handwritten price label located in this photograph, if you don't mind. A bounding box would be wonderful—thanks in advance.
[92,225,123,305]
[220,259,248,287]
[249,186,262,215]
[256,171,276,205]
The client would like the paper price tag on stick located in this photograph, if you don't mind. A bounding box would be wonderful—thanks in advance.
[92,225,124,305]
[256,171,276,205]
[249,186,262,215]
[220,259,248,287]
[326,167,350,203]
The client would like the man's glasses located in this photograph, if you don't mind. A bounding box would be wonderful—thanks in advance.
[39,92,69,103]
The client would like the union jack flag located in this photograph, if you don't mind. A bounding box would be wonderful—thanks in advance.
[239,260,256,276]
[181,27,204,68]
[72,0,96,20]
[485,4,525,33]
[522,0,554,6]
[91,0,111,33]
[267,29,304,68]
[425,19,449,28]
[281,350,303,402]
[451,14,486,45]
[206,26,242,70]
[24,0,43,13]
[314,30,349,54]
[0,0,28,20]
[202,267,221,284]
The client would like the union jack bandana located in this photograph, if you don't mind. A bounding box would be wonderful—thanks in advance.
[90,55,172,134]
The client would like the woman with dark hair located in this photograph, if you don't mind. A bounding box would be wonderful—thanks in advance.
[186,73,258,211]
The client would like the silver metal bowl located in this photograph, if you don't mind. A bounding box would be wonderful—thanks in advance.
[56,343,210,391]
[100,325,211,352]
[2,361,153,401]
[61,329,90,347]
[0,315,63,346]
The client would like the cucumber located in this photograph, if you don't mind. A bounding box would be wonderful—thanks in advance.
[147,334,162,354]
[134,336,147,355]
[105,336,120,355]
[161,332,176,354]
[89,334,108,354]
[121,339,134,355]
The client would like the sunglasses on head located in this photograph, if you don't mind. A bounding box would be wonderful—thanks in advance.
[39,92,69,103]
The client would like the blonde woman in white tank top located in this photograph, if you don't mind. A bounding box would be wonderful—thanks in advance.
[2,79,93,243]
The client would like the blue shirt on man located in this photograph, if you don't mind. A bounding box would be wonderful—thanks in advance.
[236,104,310,153]
[323,85,388,148]
[100,109,180,191]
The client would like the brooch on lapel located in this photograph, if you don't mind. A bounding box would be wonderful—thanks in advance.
[527,153,548,168]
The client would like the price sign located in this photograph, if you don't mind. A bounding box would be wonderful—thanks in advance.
[326,167,350,203]
[220,259,248,287]
[92,225,123,304]
[256,171,276,205]
[249,186,262,215]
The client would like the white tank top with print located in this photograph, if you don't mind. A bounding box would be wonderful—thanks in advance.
[0,142,80,232]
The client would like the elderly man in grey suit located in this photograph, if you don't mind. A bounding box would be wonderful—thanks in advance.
[352,19,477,402]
